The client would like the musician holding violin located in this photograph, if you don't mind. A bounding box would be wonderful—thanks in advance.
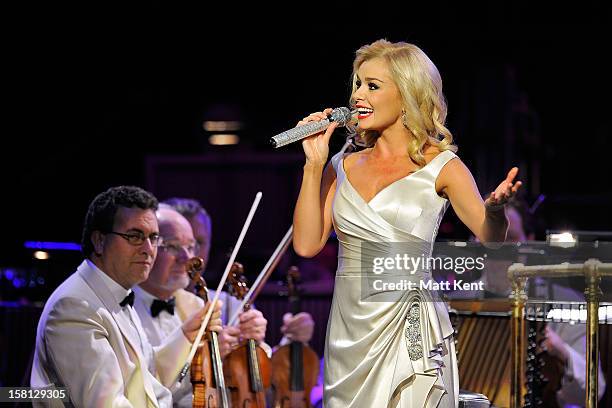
[163,198,321,407]
[164,198,316,349]
[135,203,270,406]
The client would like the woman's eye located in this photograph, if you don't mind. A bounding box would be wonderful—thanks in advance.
[355,80,362,87]
[368,82,379,90]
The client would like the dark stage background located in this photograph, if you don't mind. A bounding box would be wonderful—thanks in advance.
[1,2,611,402]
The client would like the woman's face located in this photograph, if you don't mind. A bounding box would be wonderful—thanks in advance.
[352,57,404,132]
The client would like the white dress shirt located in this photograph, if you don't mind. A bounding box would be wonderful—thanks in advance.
[133,286,184,346]
[92,261,155,372]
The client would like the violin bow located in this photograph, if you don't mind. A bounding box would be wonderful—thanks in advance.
[227,225,293,327]
[178,191,263,382]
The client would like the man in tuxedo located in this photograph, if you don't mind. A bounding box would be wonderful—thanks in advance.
[30,186,222,407]
[134,204,269,406]
[163,198,315,346]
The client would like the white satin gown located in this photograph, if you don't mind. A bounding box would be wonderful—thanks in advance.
[324,149,460,408]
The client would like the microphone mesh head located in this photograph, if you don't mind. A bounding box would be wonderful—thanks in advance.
[330,107,353,126]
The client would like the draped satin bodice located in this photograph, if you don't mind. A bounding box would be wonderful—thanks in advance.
[331,149,456,277]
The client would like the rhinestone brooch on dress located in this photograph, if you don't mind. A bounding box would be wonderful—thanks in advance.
[405,303,423,361]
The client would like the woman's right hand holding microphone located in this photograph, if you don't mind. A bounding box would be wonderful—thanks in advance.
[299,108,339,166]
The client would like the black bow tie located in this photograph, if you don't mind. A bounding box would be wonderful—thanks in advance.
[120,291,135,308]
[151,298,175,317]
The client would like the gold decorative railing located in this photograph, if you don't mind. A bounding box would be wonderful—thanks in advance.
[508,259,612,408]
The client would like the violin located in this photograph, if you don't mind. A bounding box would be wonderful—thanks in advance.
[271,266,319,408]
[186,257,231,408]
[223,262,271,408]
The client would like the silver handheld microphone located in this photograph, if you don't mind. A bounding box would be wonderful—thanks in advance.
[270,107,354,148]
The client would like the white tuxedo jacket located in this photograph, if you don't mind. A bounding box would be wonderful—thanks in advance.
[30,260,192,407]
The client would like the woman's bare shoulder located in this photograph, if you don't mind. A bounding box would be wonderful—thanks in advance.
[343,147,372,167]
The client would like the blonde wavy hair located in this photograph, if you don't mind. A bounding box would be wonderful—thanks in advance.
[350,39,457,166]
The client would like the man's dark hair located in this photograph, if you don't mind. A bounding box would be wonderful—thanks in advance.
[81,186,158,257]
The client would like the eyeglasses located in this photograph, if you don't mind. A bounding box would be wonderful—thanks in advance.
[107,231,163,247]
[158,241,199,257]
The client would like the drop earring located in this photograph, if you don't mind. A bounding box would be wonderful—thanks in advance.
[401,109,409,128]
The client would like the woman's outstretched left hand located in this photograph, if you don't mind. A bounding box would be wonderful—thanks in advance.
[484,167,523,210]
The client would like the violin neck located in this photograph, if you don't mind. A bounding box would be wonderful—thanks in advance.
[290,341,305,391]
[197,284,230,407]
[288,296,305,391]
[247,338,265,392]
[209,331,231,407]
[289,295,300,316]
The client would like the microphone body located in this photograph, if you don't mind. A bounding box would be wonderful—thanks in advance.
[270,107,353,148]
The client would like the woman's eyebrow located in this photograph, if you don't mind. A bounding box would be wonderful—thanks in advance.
[357,75,384,83]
